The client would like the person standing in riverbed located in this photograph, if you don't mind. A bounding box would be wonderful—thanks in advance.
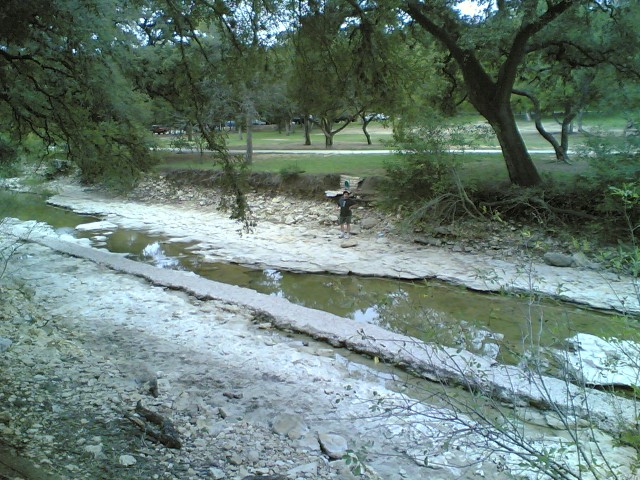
[337,190,356,238]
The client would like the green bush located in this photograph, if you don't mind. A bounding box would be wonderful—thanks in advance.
[577,132,640,191]
[169,136,193,153]
[279,163,305,180]
[44,159,73,179]
[380,121,456,207]
[0,138,19,177]
[376,117,498,229]
[567,133,640,243]
[599,183,640,276]
[70,123,159,191]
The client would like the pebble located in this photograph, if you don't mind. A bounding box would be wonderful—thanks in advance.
[119,455,137,466]
[317,432,348,459]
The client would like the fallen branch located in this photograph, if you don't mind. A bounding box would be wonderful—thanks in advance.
[125,401,182,449]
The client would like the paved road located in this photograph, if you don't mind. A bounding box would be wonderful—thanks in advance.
[228,148,561,155]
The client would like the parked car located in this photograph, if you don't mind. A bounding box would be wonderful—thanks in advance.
[151,125,171,134]
[252,119,267,125]
[291,115,314,125]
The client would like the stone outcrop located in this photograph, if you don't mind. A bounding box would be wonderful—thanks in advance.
[43,179,640,314]
[554,333,640,388]
[2,175,640,479]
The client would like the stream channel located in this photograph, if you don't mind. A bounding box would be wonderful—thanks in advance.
[1,189,626,365]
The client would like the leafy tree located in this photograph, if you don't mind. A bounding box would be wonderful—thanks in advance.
[382,112,487,227]
[345,1,414,145]
[122,1,252,217]
[289,0,415,147]
[209,1,287,163]
[0,0,157,187]
[511,1,640,163]
[394,0,640,187]
[290,1,363,148]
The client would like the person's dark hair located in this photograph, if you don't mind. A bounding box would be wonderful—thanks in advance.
[343,190,350,195]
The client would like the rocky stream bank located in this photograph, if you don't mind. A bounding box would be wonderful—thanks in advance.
[1,173,639,480]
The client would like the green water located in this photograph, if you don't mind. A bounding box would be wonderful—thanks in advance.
[1,189,628,362]
[0,189,97,229]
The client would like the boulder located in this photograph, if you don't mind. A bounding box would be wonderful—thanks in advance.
[242,476,287,480]
[572,252,599,269]
[318,432,348,459]
[0,337,12,353]
[543,251,574,267]
[413,235,442,247]
[272,413,308,439]
[340,239,358,248]
[118,454,137,466]
[359,217,378,230]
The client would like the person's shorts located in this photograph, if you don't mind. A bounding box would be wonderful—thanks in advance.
[338,214,352,225]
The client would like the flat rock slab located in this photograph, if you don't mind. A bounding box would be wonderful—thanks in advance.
[17,232,637,435]
[75,220,118,231]
[45,184,640,314]
[2,217,638,479]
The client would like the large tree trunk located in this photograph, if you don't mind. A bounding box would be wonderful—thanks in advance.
[577,110,587,133]
[325,133,334,147]
[403,0,577,187]
[245,116,253,165]
[319,117,334,148]
[303,115,311,145]
[477,99,542,187]
[513,89,569,163]
[361,118,372,145]
[560,110,577,157]
[490,114,542,186]
[533,121,566,162]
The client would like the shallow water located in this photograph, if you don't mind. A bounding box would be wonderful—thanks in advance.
[1,189,626,362]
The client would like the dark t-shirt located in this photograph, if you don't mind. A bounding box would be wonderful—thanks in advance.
[338,196,356,217]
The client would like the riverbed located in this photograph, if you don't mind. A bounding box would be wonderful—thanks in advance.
[1,177,640,479]
[0,188,625,366]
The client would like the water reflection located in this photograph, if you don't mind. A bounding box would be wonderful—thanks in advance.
[353,306,379,323]
[184,255,623,360]
[0,190,97,228]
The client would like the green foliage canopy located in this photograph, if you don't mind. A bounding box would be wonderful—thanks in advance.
[0,0,157,186]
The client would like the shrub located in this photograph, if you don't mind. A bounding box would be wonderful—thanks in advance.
[380,119,459,206]
[44,159,73,180]
[169,136,193,153]
[577,132,640,192]
[599,183,640,277]
[0,138,19,178]
[278,163,305,180]
[567,132,640,243]
[378,116,490,226]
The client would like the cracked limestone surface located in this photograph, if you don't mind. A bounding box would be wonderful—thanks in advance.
[1,177,639,479]
[46,180,640,314]
[1,239,527,480]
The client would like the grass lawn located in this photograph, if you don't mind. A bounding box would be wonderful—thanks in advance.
[153,115,622,182]
[155,150,585,188]
[155,151,395,177]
